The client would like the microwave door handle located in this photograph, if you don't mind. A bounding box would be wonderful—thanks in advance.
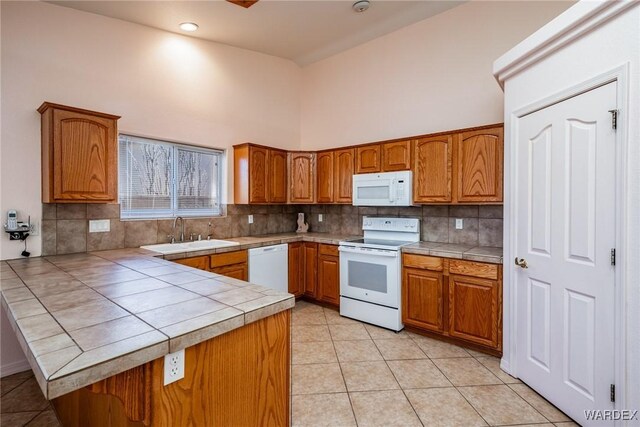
[389,179,397,202]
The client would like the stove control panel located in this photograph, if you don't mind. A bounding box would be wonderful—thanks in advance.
[362,217,420,233]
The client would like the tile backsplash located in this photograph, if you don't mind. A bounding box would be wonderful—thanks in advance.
[300,204,503,248]
[41,203,503,256]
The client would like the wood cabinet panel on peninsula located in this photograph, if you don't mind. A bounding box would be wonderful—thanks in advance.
[402,253,502,354]
[52,310,290,427]
[39,102,120,203]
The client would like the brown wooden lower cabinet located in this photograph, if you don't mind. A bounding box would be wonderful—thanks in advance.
[302,242,318,299]
[288,242,305,297]
[289,242,340,308]
[211,250,249,281]
[402,254,502,354]
[171,250,249,281]
[318,244,340,306]
[449,274,500,349]
[173,255,210,271]
[402,268,444,333]
[52,310,290,427]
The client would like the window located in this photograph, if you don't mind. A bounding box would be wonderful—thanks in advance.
[118,135,223,219]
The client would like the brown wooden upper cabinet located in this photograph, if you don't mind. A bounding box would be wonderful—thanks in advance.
[316,151,334,203]
[455,127,503,203]
[289,152,315,203]
[233,144,287,204]
[413,134,453,203]
[355,144,381,174]
[382,140,411,171]
[269,149,288,203]
[333,148,354,203]
[39,102,120,203]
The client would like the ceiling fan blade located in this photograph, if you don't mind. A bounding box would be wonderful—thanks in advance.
[226,0,259,8]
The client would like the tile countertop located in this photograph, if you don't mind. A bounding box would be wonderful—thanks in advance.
[0,232,502,401]
[158,233,503,265]
[0,249,295,400]
[401,242,503,264]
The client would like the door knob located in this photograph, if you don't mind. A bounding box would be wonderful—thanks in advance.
[514,257,528,269]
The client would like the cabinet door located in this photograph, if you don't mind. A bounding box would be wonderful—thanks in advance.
[402,268,444,332]
[316,151,334,203]
[355,145,381,174]
[288,242,304,297]
[333,148,354,203]
[173,256,210,271]
[212,263,248,281]
[455,128,503,203]
[52,108,117,202]
[249,146,269,204]
[448,274,499,348]
[413,135,453,203]
[318,255,340,306]
[289,153,315,203]
[303,242,318,298]
[268,149,287,203]
[382,140,411,171]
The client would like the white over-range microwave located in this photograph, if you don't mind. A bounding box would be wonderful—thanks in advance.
[352,170,413,206]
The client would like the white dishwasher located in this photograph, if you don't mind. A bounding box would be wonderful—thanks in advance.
[248,244,288,292]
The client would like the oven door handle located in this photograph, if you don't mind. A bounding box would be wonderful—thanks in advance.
[338,246,399,257]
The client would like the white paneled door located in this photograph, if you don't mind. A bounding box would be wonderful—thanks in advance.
[515,82,617,425]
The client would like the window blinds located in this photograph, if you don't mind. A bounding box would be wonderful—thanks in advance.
[118,135,222,219]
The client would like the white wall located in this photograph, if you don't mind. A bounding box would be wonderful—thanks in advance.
[0,1,301,260]
[300,1,573,150]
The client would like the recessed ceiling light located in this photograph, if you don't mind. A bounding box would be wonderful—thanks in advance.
[179,22,199,32]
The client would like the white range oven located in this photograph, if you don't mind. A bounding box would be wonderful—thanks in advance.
[339,217,420,331]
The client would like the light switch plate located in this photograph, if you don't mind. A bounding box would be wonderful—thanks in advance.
[163,349,185,385]
[455,218,463,230]
[248,215,254,224]
[318,214,323,222]
[89,219,110,233]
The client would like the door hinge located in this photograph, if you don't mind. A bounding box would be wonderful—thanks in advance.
[608,109,618,130]
[610,384,615,402]
[611,248,616,266]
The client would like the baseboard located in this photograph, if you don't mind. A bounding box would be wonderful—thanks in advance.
[500,357,514,377]
[1,358,31,378]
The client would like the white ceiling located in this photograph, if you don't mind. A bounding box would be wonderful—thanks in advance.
[47,0,465,66]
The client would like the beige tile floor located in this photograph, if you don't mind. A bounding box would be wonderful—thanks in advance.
[1,300,579,427]
[291,301,579,427]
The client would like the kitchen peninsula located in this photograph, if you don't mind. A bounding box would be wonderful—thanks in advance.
[1,248,294,426]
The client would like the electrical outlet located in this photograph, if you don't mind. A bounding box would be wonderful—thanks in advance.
[163,349,185,385]
[89,219,110,233]
[455,218,464,230]
[248,214,254,224]
[318,214,323,222]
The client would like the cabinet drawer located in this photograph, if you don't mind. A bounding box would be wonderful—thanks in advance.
[319,244,339,257]
[402,254,443,272]
[173,256,210,271]
[449,260,498,280]
[210,250,248,268]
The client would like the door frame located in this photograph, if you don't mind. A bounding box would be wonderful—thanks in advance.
[503,64,630,416]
